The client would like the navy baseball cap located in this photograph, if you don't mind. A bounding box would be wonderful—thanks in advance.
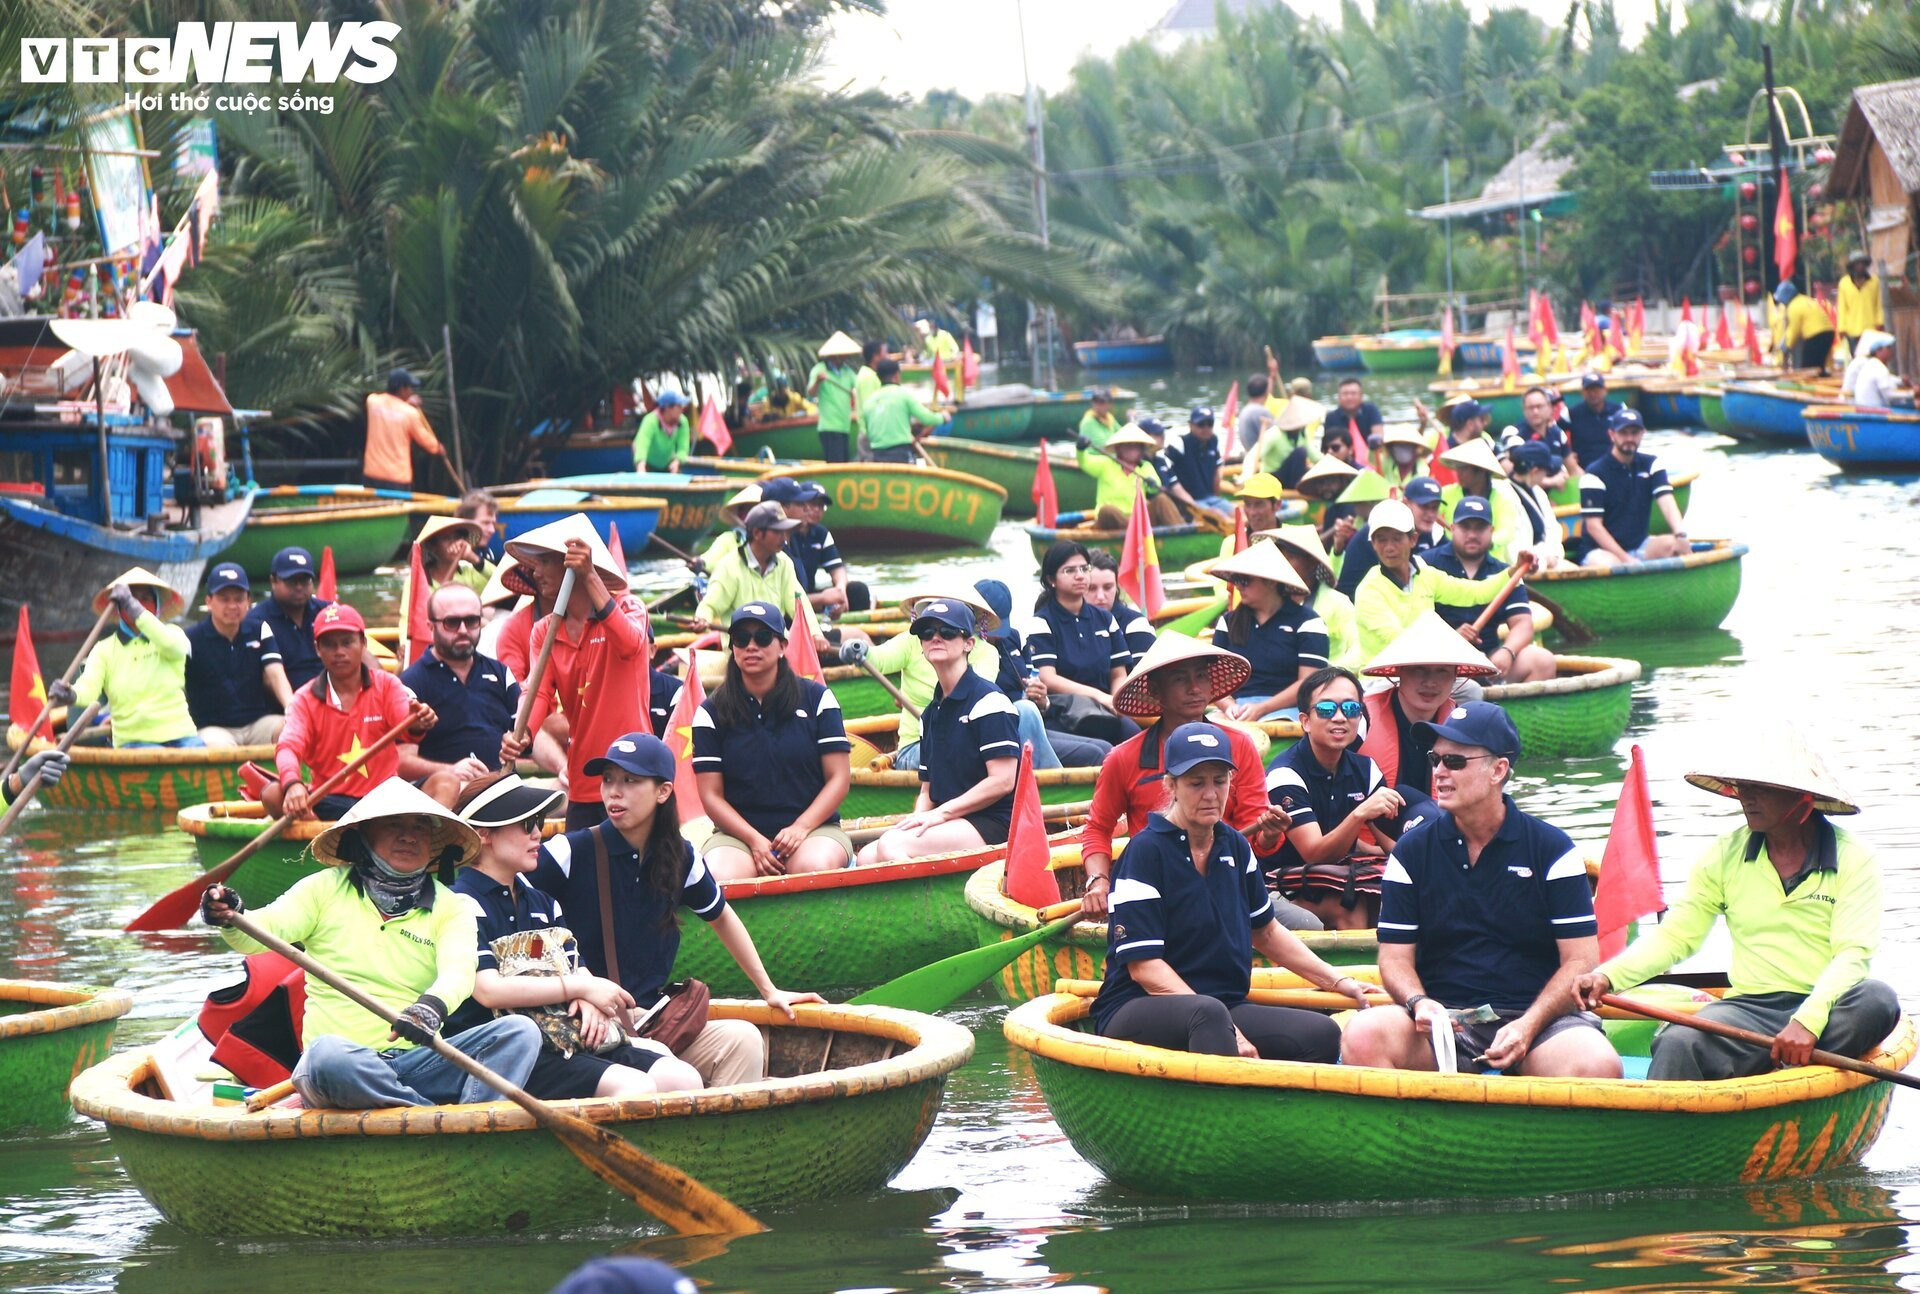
[207,562,249,593]
[1452,496,1493,525]
[655,390,690,408]
[973,578,1015,641]
[759,476,804,504]
[1189,405,1215,425]
[1414,700,1522,759]
[1403,476,1444,506]
[582,732,677,782]
[1581,371,1607,389]
[1509,440,1555,471]
[1164,722,1237,777]
[1136,417,1167,438]
[386,368,418,391]
[729,602,789,637]
[796,481,831,507]
[910,599,976,637]
[1608,408,1646,432]
[271,546,316,580]
[1448,399,1486,427]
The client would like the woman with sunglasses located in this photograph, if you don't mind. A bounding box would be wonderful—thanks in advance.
[1024,539,1135,747]
[450,774,704,1099]
[1261,667,1433,931]
[1091,722,1371,1060]
[1208,541,1328,722]
[1084,548,1156,669]
[692,603,854,882]
[856,601,1021,864]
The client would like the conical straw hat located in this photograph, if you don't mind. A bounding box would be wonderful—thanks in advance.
[1362,613,1498,679]
[1438,435,1505,477]
[1114,631,1252,717]
[93,567,185,621]
[480,555,529,606]
[818,331,862,358]
[896,585,998,635]
[1685,726,1859,815]
[1205,539,1308,594]
[1382,422,1431,448]
[311,777,481,868]
[416,515,485,549]
[1276,395,1327,433]
[1260,524,1335,583]
[503,513,627,591]
[1103,426,1159,452]
[723,482,763,520]
[1296,455,1359,493]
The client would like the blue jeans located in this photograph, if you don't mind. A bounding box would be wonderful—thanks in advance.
[126,734,206,748]
[292,1016,542,1109]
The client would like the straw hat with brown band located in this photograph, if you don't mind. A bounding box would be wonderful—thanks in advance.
[896,586,999,636]
[1205,539,1310,596]
[1113,631,1253,718]
[1361,613,1499,680]
[93,566,186,621]
[417,514,486,551]
[1258,524,1336,585]
[1684,727,1860,816]
[310,776,482,869]
[504,512,628,593]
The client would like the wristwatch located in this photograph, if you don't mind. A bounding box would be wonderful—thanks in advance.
[1404,993,1430,1018]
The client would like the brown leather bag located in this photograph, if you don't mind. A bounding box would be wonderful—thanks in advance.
[592,823,710,1054]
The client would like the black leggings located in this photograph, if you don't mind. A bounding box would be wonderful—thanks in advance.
[1100,994,1341,1062]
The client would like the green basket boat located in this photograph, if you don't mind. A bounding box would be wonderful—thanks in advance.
[491,472,740,550]
[728,413,826,461]
[1532,540,1747,640]
[775,463,1006,552]
[1356,338,1440,375]
[1693,385,1731,435]
[1025,503,1304,571]
[220,486,454,578]
[1004,976,1915,1202]
[944,387,1135,445]
[923,437,1098,518]
[1548,471,1695,542]
[5,729,270,813]
[841,766,1098,820]
[72,1001,971,1238]
[1481,654,1640,759]
[0,979,132,1134]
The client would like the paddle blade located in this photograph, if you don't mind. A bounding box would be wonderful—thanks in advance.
[126,870,221,932]
[541,1105,766,1236]
[851,911,1081,1012]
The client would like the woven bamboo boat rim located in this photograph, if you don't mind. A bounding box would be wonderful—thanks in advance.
[1806,405,1920,425]
[1532,539,1747,586]
[1724,381,1834,405]
[243,501,441,530]
[178,801,564,846]
[0,978,133,1041]
[930,438,1083,465]
[7,730,274,768]
[714,833,1083,901]
[71,1002,972,1139]
[766,462,1010,502]
[1483,654,1640,702]
[499,496,670,514]
[1551,468,1699,522]
[1005,984,1917,1114]
[490,475,740,497]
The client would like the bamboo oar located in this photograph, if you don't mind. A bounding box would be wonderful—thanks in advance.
[0,605,115,784]
[850,899,1084,1012]
[1465,559,1532,639]
[508,568,577,750]
[1525,588,1595,646]
[1602,993,1920,1092]
[0,698,105,835]
[224,911,765,1236]
[855,660,921,719]
[124,709,424,931]
[646,532,701,568]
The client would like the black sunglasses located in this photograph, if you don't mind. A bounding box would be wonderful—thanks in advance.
[915,626,966,641]
[1427,751,1496,770]
[433,615,483,630]
[730,627,778,648]
[519,815,547,835]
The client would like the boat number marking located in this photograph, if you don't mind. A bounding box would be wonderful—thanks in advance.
[833,477,982,526]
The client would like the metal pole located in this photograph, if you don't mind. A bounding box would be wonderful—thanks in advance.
[1442,147,1454,314]
[1761,42,1790,290]
[1516,138,1528,288]
[1016,0,1056,391]
[94,357,112,527]
[441,323,468,491]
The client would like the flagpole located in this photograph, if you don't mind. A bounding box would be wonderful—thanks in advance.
[1761,42,1790,289]
[1015,0,1057,392]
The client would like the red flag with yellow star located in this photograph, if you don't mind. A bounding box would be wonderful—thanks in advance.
[9,606,48,741]
[665,652,706,816]
[402,541,432,667]
[1773,168,1797,281]
[1117,481,1164,616]
[785,593,824,682]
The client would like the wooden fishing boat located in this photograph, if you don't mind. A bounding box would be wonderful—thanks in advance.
[1532,540,1746,639]
[1025,502,1305,571]
[496,489,666,556]
[728,413,826,461]
[1426,381,1529,428]
[72,1001,971,1238]
[1483,654,1639,758]
[1073,337,1171,368]
[0,979,132,1134]
[943,386,1135,445]
[4,729,270,812]
[1309,335,1367,370]
[773,463,1006,551]
[923,437,1099,518]
[1721,381,1827,442]
[491,472,738,550]
[219,486,454,577]
[1804,404,1920,472]
[1004,973,1915,1202]
[1356,331,1441,375]
[1548,469,1696,541]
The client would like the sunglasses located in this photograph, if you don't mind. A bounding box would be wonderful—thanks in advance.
[433,615,483,630]
[730,627,778,649]
[518,815,547,835]
[1427,751,1497,771]
[1310,699,1365,720]
[915,626,966,641]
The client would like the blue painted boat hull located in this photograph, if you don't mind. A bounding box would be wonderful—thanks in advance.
[1805,407,1920,471]
[546,443,633,476]
[1637,390,1703,429]
[1073,339,1171,368]
[1720,385,1819,443]
[1310,339,1364,370]
[497,502,660,554]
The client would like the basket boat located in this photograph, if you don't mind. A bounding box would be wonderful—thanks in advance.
[1026,501,1305,571]
[922,437,1099,518]
[1803,404,1920,472]
[769,462,1006,552]
[942,387,1134,445]
[1481,654,1640,759]
[221,486,453,578]
[5,728,271,812]
[1531,540,1746,640]
[496,491,665,556]
[72,1002,971,1237]
[491,472,740,550]
[0,978,132,1134]
[1721,381,1827,442]
[1309,336,1367,370]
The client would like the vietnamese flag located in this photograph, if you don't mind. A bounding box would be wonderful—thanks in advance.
[1218,380,1240,456]
[1773,168,1797,281]
[961,334,980,386]
[664,651,706,818]
[402,541,432,668]
[317,545,337,602]
[1500,323,1521,389]
[9,606,49,742]
[1438,304,1455,377]
[605,521,625,574]
[696,396,732,456]
[1714,307,1734,351]
[1595,745,1666,959]
[1031,439,1060,528]
[1003,743,1061,910]
[933,355,952,401]
[785,592,823,682]
[1118,480,1164,616]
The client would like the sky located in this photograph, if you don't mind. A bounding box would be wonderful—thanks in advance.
[814,0,1665,101]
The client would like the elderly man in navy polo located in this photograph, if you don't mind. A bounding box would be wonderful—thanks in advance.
[1424,498,1556,684]
[244,546,333,711]
[186,562,284,748]
[399,583,519,787]
[1336,475,1447,598]
[1578,409,1689,568]
[1340,701,1621,1078]
[1162,406,1228,516]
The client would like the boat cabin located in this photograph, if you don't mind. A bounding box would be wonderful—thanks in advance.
[1828,78,1920,383]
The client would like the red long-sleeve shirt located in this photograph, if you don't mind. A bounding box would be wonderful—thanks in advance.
[495,602,537,682]
[527,593,650,804]
[275,668,416,793]
[1080,721,1269,860]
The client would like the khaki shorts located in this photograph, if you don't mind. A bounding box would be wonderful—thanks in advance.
[702,824,855,863]
[197,715,285,748]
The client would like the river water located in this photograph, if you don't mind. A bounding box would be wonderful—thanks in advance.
[5,371,1919,1292]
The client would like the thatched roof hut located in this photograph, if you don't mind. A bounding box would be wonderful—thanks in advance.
[1828,78,1920,379]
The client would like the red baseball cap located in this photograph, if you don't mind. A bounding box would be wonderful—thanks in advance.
[312,602,367,639]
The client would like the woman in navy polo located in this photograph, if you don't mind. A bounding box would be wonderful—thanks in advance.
[1085,549,1156,668]
[1092,722,1371,1058]
[857,600,1022,864]
[692,603,853,882]
[1261,667,1432,932]
[1023,539,1135,746]
[1210,541,1330,722]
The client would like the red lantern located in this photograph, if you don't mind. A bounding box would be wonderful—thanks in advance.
[1729,151,1746,166]
[1740,181,1758,201]
[1808,181,1823,200]
[1814,146,1835,164]
[1742,245,1758,265]
[1743,279,1761,299]
[1739,213,1758,232]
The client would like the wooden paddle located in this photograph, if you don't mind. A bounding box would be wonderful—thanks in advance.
[1524,588,1595,646]
[1465,558,1533,639]
[0,698,104,836]
[123,709,426,930]
[855,659,921,719]
[646,532,701,568]
[1601,993,1920,1091]
[222,911,765,1236]
[0,605,115,784]
[508,568,577,750]
[850,899,1085,1012]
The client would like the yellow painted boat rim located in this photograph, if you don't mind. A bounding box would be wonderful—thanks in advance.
[1533,538,1746,584]
[72,1001,973,1139]
[1483,654,1641,701]
[773,462,1011,502]
[0,978,134,1040]
[7,729,272,767]
[1004,987,1918,1113]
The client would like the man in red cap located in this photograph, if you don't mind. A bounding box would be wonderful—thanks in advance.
[265,602,446,820]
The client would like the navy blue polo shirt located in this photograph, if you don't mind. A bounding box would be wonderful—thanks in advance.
[1091,814,1274,1031]
[1261,740,1385,872]
[1500,420,1569,461]
[1165,434,1222,501]
[445,870,565,1035]
[1109,601,1156,668]
[648,668,683,739]
[1329,400,1384,446]
[1578,451,1672,558]
[1211,601,1329,699]
[690,679,851,838]
[1023,599,1128,691]
[1377,798,1595,1013]
[1336,523,1443,598]
[787,521,844,592]
[918,666,1021,829]
[1424,543,1530,646]
[243,595,332,691]
[400,647,520,769]
[184,615,275,727]
[1565,398,1625,468]
[532,824,727,1004]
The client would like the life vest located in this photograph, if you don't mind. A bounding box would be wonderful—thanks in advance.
[1356,689,1401,789]
[199,952,307,1086]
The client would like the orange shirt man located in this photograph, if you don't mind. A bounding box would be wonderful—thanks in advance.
[364,369,445,491]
